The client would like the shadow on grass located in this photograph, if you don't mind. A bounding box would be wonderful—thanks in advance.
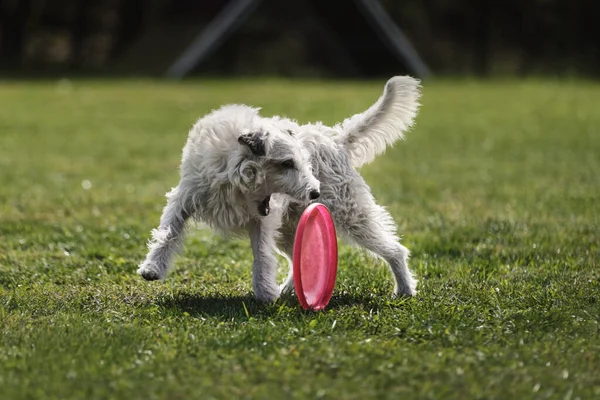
[154,290,405,320]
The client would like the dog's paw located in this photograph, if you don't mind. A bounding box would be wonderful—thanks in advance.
[279,274,296,296]
[137,261,164,281]
[394,277,418,298]
[279,281,296,296]
[254,283,281,303]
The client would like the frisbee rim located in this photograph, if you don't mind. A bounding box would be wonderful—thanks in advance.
[293,203,338,311]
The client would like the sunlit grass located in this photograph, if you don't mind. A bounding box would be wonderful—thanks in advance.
[0,78,599,399]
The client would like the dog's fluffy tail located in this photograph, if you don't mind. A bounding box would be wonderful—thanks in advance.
[339,76,421,168]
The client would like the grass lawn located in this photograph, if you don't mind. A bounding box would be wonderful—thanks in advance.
[0,77,598,399]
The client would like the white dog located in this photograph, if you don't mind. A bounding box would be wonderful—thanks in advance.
[138,76,421,302]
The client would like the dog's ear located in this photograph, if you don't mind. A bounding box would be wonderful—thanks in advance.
[239,161,258,185]
[230,159,263,193]
[238,130,267,156]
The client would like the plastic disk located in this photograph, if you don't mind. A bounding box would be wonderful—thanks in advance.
[293,203,338,311]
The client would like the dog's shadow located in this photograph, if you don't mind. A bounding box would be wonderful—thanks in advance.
[155,291,401,320]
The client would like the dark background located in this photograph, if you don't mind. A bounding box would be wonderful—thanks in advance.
[1,0,599,79]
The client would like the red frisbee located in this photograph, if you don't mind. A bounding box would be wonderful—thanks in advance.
[293,203,338,311]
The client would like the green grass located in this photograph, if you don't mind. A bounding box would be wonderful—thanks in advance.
[0,77,599,400]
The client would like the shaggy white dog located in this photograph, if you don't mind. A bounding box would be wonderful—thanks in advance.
[138,76,421,302]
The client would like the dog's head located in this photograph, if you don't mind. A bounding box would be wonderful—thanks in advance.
[233,121,320,216]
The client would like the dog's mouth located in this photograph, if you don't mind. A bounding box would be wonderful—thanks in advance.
[257,195,271,217]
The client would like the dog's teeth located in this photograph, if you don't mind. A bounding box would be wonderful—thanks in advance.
[257,195,271,217]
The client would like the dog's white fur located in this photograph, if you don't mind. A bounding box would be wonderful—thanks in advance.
[138,76,421,302]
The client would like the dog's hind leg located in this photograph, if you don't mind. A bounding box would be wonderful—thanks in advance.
[276,226,296,295]
[138,185,193,281]
[249,220,282,302]
[276,204,304,295]
[341,201,417,297]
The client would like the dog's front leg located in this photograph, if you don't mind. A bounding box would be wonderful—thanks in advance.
[249,221,281,302]
[138,185,192,281]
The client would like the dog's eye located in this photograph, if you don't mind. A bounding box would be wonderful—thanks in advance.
[281,159,295,169]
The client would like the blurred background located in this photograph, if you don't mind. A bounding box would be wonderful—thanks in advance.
[1,0,599,80]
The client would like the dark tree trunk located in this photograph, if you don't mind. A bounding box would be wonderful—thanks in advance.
[473,0,492,77]
[111,0,147,59]
[70,0,89,70]
[0,0,31,68]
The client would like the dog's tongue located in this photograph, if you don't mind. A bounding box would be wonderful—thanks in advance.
[258,195,271,216]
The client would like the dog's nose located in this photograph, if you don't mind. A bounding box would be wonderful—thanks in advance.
[309,190,321,200]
